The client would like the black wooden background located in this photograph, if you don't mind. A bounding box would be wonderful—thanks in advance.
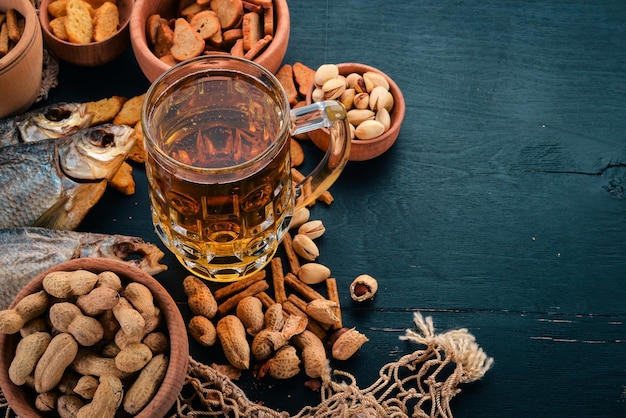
[14,0,626,416]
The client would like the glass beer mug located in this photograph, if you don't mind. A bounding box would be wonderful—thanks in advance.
[142,55,351,282]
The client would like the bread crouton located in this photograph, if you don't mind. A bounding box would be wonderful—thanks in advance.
[65,0,93,44]
[93,1,119,42]
[113,94,145,126]
[171,18,205,62]
[85,96,127,126]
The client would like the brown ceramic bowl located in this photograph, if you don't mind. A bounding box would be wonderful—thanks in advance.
[130,0,290,82]
[306,63,406,161]
[0,0,43,118]
[0,258,188,418]
[39,0,133,66]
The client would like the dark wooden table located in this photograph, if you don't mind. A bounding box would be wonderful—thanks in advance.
[32,0,626,416]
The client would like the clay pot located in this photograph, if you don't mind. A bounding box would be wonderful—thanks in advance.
[0,0,43,118]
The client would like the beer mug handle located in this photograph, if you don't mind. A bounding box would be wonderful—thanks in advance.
[290,100,351,208]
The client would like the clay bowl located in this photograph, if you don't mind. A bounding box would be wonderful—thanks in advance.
[306,63,406,161]
[0,0,43,118]
[39,0,133,66]
[0,258,189,418]
[130,0,290,82]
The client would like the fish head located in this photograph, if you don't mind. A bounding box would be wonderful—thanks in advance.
[17,103,93,142]
[58,124,136,180]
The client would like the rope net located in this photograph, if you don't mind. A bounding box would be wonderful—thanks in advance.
[169,312,493,418]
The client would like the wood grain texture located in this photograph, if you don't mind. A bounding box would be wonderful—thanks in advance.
[8,0,624,416]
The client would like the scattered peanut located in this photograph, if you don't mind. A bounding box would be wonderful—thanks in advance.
[217,315,250,369]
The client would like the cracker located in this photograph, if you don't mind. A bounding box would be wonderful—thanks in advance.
[65,0,93,44]
[85,96,127,126]
[189,10,220,40]
[113,94,145,126]
[127,122,147,164]
[276,64,297,106]
[242,11,262,51]
[171,18,205,61]
[210,0,243,30]
[263,3,273,37]
[93,1,119,42]
[153,19,174,58]
[108,161,135,196]
[293,62,316,97]
[47,0,68,18]
[230,37,244,57]
[49,17,69,41]
[222,28,242,48]
[243,34,271,60]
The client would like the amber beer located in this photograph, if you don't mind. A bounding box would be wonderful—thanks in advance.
[143,56,351,281]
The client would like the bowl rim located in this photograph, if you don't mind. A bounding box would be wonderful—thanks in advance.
[130,0,290,81]
[0,0,39,69]
[0,257,189,418]
[38,0,133,48]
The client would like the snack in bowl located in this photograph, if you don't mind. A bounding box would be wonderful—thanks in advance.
[306,63,406,161]
[130,0,290,82]
[0,0,43,118]
[0,258,188,417]
[39,0,134,66]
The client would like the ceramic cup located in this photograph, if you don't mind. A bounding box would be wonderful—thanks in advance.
[142,55,351,282]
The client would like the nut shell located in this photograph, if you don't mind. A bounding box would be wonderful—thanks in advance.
[349,274,378,302]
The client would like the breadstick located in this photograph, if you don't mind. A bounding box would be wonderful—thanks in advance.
[217,280,269,316]
[270,257,287,303]
[326,278,343,329]
[281,232,301,274]
[284,273,325,301]
[213,270,266,301]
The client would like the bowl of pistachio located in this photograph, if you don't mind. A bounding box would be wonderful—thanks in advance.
[306,62,405,161]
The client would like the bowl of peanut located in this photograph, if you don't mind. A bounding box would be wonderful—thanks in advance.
[306,62,406,161]
[0,258,188,417]
[39,0,134,66]
[130,0,290,82]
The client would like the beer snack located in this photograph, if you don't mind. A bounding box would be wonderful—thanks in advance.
[0,9,24,58]
[45,0,121,44]
[146,0,276,65]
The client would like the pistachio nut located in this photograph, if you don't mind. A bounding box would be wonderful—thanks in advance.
[355,119,386,140]
[290,207,310,230]
[363,71,390,92]
[311,87,325,103]
[369,85,390,111]
[314,64,339,88]
[322,77,347,100]
[375,107,391,132]
[353,76,367,94]
[298,220,325,240]
[349,123,356,140]
[305,299,340,325]
[340,88,356,110]
[347,109,375,126]
[353,92,370,110]
[292,234,319,261]
[383,91,394,112]
[297,262,331,285]
[345,72,362,89]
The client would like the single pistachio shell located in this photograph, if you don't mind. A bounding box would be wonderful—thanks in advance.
[347,109,375,126]
[314,64,339,87]
[354,76,367,93]
[322,77,346,100]
[290,206,310,230]
[331,328,369,360]
[375,107,391,132]
[349,123,356,140]
[345,72,362,89]
[297,262,331,285]
[298,220,325,240]
[383,91,395,112]
[355,120,386,140]
[363,71,390,92]
[350,274,379,302]
[369,85,389,111]
[353,92,370,110]
[312,87,325,103]
[340,88,356,110]
[292,234,319,261]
